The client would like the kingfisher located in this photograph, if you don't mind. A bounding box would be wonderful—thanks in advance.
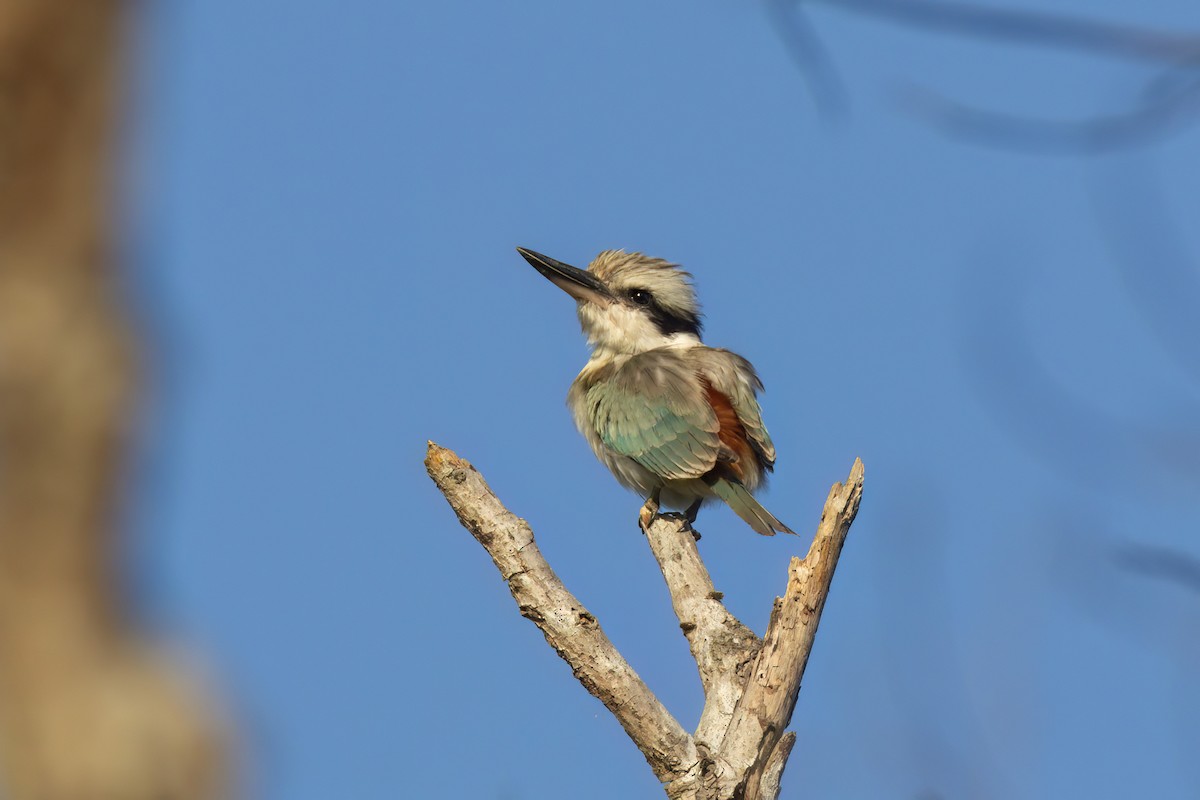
[517,246,794,536]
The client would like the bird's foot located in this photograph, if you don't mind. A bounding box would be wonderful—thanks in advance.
[643,509,702,542]
[662,512,702,541]
[638,492,661,533]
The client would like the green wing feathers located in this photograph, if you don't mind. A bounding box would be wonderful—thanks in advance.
[578,346,791,535]
[588,353,721,479]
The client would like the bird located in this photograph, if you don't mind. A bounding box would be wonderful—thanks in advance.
[516,246,794,536]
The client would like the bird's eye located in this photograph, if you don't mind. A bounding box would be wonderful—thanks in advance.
[627,289,653,306]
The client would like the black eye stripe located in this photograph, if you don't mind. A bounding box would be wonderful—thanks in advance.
[622,286,703,338]
[650,306,702,337]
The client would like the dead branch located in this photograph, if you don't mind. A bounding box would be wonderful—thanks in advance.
[424,444,698,783]
[895,79,1200,153]
[426,441,864,800]
[812,0,1200,65]
[641,517,762,753]
[768,0,1200,148]
[717,460,864,799]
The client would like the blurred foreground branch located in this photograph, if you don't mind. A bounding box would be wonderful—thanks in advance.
[426,442,863,800]
[0,1,227,797]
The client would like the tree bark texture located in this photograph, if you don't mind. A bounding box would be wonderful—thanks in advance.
[427,442,864,800]
[0,2,229,797]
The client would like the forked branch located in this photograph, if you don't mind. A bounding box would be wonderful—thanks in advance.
[426,442,864,800]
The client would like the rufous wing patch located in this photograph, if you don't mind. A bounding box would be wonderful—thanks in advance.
[701,379,755,482]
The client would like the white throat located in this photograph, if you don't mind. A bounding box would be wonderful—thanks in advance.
[578,302,701,357]
[589,331,701,361]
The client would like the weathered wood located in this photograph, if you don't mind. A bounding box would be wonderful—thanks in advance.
[717,459,864,799]
[641,517,761,753]
[757,732,796,800]
[425,443,699,782]
[427,441,863,799]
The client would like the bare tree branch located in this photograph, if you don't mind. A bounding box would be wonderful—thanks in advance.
[424,443,698,783]
[427,441,864,799]
[765,0,850,117]
[717,459,864,798]
[895,76,1200,153]
[641,516,762,751]
[1090,159,1200,379]
[1117,544,1200,597]
[757,732,796,800]
[811,0,1200,65]
[767,0,1200,149]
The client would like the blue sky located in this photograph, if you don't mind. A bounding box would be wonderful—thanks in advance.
[124,1,1200,797]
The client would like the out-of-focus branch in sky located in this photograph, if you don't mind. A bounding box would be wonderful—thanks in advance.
[768,0,1200,148]
[808,0,1200,65]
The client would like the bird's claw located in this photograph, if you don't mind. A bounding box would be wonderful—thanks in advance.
[662,512,702,541]
[638,496,660,532]
[639,506,702,541]
[683,499,703,540]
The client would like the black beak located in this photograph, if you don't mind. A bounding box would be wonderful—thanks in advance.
[516,247,614,306]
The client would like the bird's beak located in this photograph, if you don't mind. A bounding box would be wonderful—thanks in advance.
[517,247,614,306]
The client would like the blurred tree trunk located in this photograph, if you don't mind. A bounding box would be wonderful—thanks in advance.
[0,2,228,797]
